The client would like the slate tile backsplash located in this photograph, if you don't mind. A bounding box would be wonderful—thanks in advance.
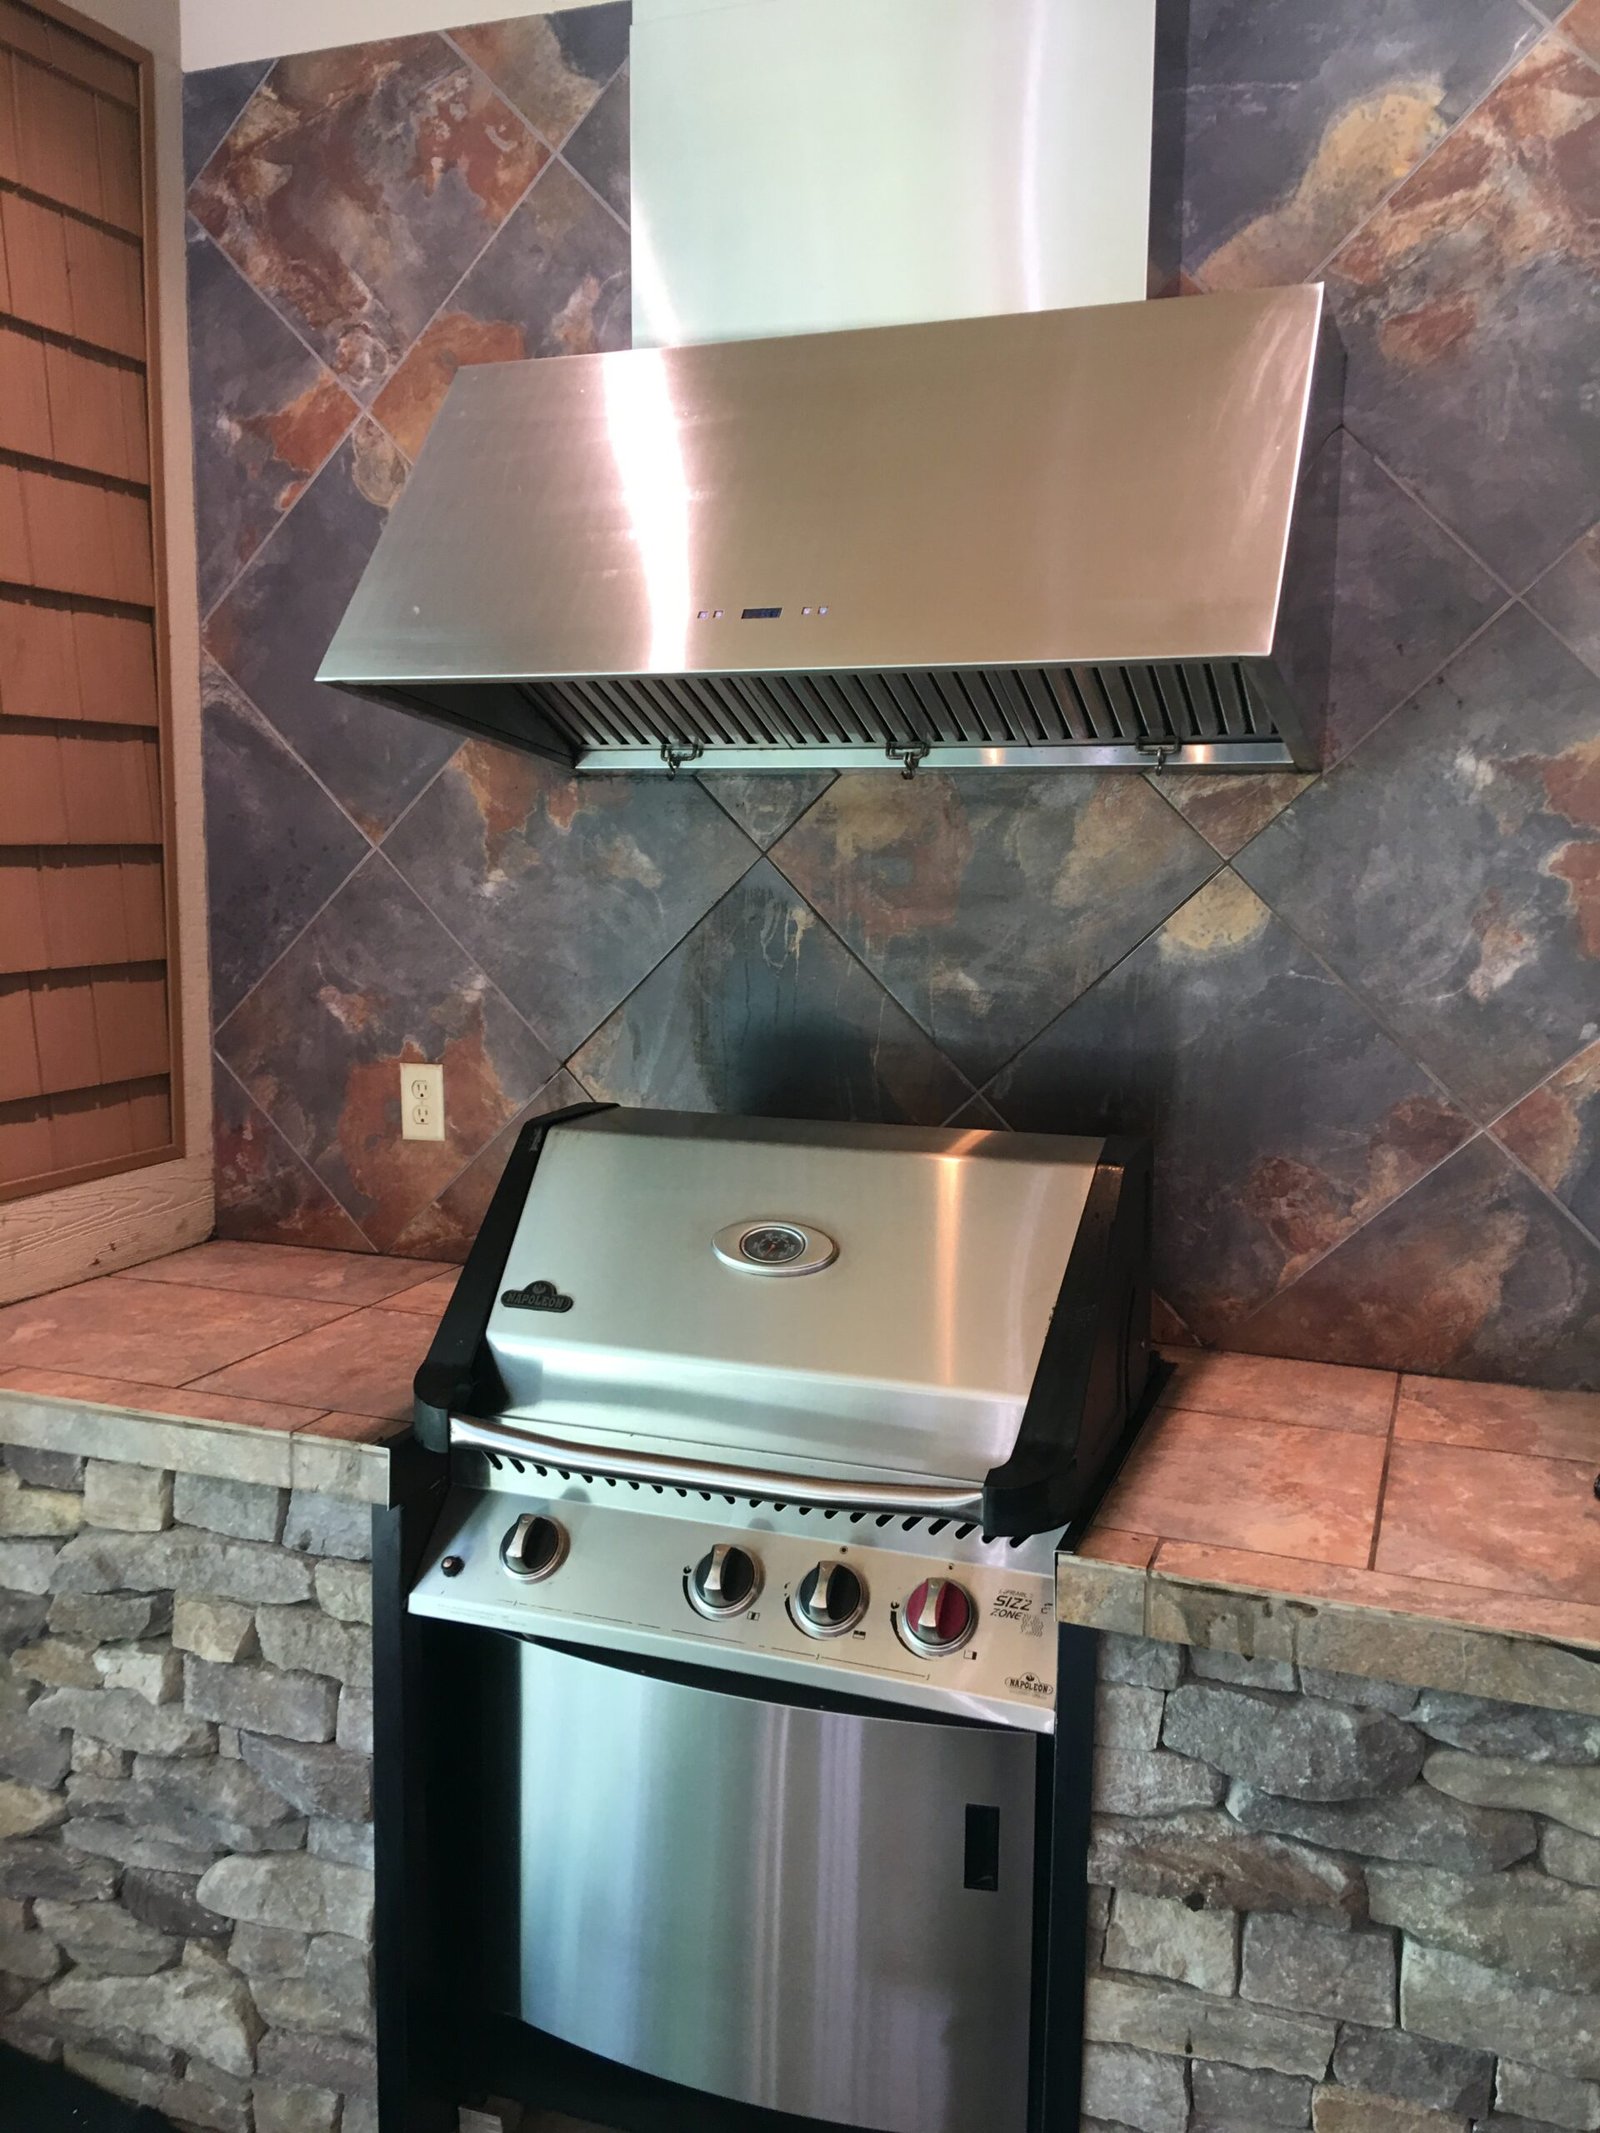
[187,1,1600,1386]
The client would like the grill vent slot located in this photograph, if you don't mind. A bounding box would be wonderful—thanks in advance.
[521,659,1292,768]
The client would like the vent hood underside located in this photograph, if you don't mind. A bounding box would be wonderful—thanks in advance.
[319,288,1338,776]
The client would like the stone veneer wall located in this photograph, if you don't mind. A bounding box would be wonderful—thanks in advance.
[0,1440,377,2133]
[1087,1636,1600,2133]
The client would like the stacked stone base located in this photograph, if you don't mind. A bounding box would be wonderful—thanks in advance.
[0,1444,377,2133]
[1086,1636,1600,2133]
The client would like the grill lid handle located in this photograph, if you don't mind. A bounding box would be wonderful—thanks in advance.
[450,1415,984,1515]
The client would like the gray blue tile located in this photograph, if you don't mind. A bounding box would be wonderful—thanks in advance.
[1237,604,1600,1121]
[987,870,1474,1341]
[571,860,973,1124]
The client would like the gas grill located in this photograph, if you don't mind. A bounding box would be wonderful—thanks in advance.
[404,1105,1157,2133]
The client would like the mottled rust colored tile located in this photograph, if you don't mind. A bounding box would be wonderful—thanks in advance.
[1098,1407,1386,1567]
[204,423,458,840]
[699,771,835,852]
[372,159,630,458]
[1529,523,1600,678]
[1396,1373,1600,1463]
[384,742,754,1061]
[386,1068,589,1261]
[450,4,630,149]
[190,1306,428,1419]
[1495,1038,1600,1237]
[1237,606,1600,1120]
[1180,0,1539,287]
[1566,0,1600,64]
[121,1240,452,1308]
[201,661,367,1024]
[213,1060,374,1255]
[1325,37,1600,581]
[297,1408,409,1443]
[772,771,1219,1081]
[189,34,549,398]
[1149,769,1314,860]
[571,859,974,1125]
[1227,1134,1600,1389]
[1377,1440,1600,1603]
[1159,1349,1398,1435]
[216,853,559,1252]
[0,1364,324,1435]
[186,221,356,613]
[990,871,1473,1341]
[0,1276,351,1387]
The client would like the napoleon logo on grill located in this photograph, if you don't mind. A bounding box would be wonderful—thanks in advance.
[501,1281,574,1313]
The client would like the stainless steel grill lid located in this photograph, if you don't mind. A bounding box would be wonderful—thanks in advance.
[482,1110,1102,1490]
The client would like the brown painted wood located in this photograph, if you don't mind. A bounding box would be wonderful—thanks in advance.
[0,0,180,1205]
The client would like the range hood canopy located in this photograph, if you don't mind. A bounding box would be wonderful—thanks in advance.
[318,287,1340,776]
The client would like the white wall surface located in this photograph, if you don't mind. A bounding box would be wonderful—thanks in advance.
[178,0,615,72]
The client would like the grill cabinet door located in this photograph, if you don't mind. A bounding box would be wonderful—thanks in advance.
[511,1638,1036,2133]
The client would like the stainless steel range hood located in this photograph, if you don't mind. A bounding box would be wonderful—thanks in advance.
[318,286,1340,775]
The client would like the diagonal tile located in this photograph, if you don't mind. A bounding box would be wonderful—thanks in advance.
[771,771,1220,1082]
[1179,0,1540,287]
[1376,1440,1600,1602]
[570,859,973,1124]
[699,770,835,852]
[372,158,631,459]
[1325,35,1600,583]
[201,660,368,1024]
[562,62,629,223]
[450,4,631,149]
[1148,769,1315,860]
[203,420,458,840]
[987,870,1473,1341]
[186,222,357,614]
[1528,521,1600,677]
[1225,1133,1600,1388]
[1236,605,1600,1120]
[216,853,560,1251]
[383,739,756,1060]
[182,57,274,186]
[386,1068,590,1262]
[213,1058,373,1254]
[1318,433,1505,761]
[1495,1038,1600,1239]
[189,34,549,400]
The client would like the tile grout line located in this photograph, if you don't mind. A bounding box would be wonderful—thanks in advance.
[1365,1377,1404,1572]
[1305,9,1562,290]
[212,1052,382,1256]
[185,56,278,195]
[442,30,633,242]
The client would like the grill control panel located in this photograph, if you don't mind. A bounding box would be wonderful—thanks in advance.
[411,1479,1061,1730]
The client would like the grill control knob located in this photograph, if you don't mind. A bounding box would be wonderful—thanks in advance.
[897,1577,975,1656]
[791,1560,866,1639]
[499,1513,568,1583]
[688,1543,759,1619]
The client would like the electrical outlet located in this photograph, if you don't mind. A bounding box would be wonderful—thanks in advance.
[401,1063,444,1142]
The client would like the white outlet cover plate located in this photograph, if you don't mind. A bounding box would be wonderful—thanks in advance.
[401,1063,445,1142]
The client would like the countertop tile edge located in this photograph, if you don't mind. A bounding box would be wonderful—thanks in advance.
[0,1384,397,1502]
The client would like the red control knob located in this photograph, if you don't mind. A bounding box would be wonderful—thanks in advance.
[898,1577,975,1656]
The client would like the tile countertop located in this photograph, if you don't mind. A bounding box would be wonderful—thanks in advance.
[1065,1351,1600,1713]
[0,1240,457,1503]
[0,1244,1594,1705]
